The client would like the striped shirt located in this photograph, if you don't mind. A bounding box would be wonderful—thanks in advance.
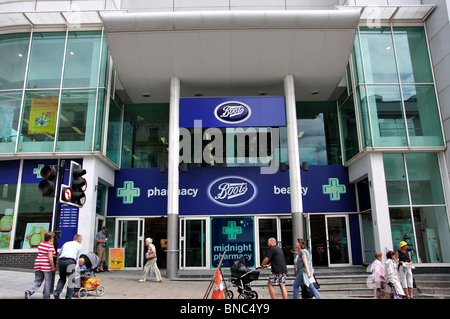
[34,241,55,272]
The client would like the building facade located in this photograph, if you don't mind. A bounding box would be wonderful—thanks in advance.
[0,1,450,277]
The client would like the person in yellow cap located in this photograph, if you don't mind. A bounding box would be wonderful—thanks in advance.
[395,241,414,299]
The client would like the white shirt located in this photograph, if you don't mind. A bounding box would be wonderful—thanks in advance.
[59,240,82,260]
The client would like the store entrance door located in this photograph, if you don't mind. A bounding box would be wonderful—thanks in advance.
[308,214,351,267]
[117,218,144,269]
[143,217,167,269]
[325,215,351,266]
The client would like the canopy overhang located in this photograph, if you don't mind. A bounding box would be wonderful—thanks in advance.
[101,10,361,103]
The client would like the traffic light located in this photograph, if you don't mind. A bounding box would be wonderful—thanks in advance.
[38,165,57,197]
[60,161,87,207]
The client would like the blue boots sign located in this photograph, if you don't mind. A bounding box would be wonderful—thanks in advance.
[108,166,356,216]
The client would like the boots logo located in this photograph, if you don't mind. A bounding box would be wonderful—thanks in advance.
[208,176,256,207]
[214,101,251,124]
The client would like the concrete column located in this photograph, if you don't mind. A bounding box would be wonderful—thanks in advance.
[166,77,180,279]
[284,75,304,242]
[368,153,393,257]
[349,153,393,259]
[76,157,115,254]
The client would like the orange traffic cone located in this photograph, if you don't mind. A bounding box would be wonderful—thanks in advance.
[211,269,224,299]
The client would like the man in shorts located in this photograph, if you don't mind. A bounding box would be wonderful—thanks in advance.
[95,226,109,272]
[260,237,288,299]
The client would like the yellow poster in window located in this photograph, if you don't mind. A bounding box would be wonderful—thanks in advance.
[28,96,58,134]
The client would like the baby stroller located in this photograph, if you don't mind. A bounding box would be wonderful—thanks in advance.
[230,256,260,299]
[74,252,106,299]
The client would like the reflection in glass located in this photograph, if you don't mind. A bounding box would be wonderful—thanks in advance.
[0,33,30,90]
[413,207,450,263]
[122,104,169,169]
[393,27,433,84]
[26,32,65,89]
[339,95,358,162]
[359,27,398,84]
[366,85,407,147]
[402,85,443,147]
[63,31,102,88]
[405,153,444,205]
[383,153,409,206]
[0,91,22,153]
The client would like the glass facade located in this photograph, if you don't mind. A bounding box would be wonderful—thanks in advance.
[0,30,114,159]
[344,25,449,264]
[384,153,450,263]
[341,26,444,160]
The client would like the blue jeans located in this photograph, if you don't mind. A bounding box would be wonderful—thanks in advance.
[292,272,321,299]
[54,258,76,299]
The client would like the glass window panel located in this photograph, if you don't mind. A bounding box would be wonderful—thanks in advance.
[185,219,206,267]
[63,31,102,88]
[383,153,409,205]
[18,90,59,153]
[0,91,22,153]
[390,207,417,263]
[352,34,364,85]
[413,207,450,263]
[393,27,433,84]
[298,115,327,165]
[366,85,407,147]
[0,183,17,249]
[360,212,375,263]
[339,95,359,162]
[405,153,445,205]
[403,85,444,147]
[14,171,54,250]
[0,33,30,90]
[359,27,399,83]
[280,218,293,265]
[94,89,106,152]
[121,103,169,168]
[106,99,122,166]
[258,218,277,264]
[297,101,341,165]
[98,32,109,88]
[26,32,66,89]
[55,89,97,152]
[96,184,107,216]
[356,85,372,148]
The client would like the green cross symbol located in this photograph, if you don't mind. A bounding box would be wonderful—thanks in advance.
[33,164,44,178]
[222,221,242,240]
[322,178,346,201]
[117,181,140,204]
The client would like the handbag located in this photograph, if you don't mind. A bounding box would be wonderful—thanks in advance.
[146,249,155,259]
[301,283,314,299]
[313,275,320,289]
